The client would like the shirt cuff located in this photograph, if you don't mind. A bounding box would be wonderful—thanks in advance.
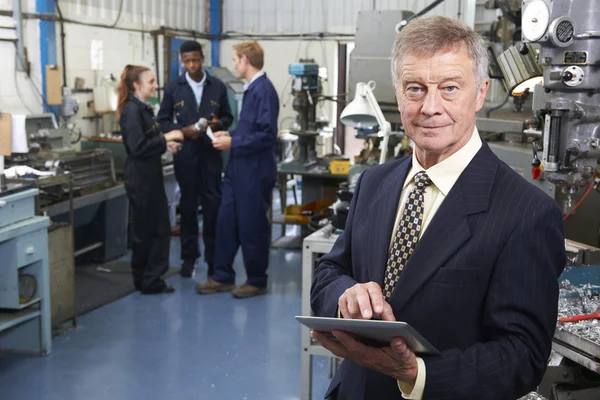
[397,357,426,399]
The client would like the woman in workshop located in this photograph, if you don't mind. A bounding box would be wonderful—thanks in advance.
[117,64,183,294]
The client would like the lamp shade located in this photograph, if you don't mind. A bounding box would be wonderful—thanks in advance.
[497,44,543,96]
[340,83,378,128]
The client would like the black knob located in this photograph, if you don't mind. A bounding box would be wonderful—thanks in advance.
[562,71,573,82]
[519,44,529,55]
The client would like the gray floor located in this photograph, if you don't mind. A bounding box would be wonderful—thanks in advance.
[0,196,333,399]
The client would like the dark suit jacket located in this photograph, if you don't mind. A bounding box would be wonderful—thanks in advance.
[310,141,566,400]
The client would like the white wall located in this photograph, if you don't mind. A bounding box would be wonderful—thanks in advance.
[0,0,207,136]
[223,0,471,34]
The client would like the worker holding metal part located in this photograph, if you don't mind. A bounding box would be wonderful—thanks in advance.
[310,17,566,400]
[157,41,233,279]
[196,41,279,299]
[117,64,183,294]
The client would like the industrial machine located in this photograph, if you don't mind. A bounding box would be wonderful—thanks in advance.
[346,10,413,166]
[496,1,600,398]
[279,60,335,172]
[474,0,600,248]
[520,0,599,212]
[1,112,125,263]
[5,114,116,202]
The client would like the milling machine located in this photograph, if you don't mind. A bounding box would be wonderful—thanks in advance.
[499,1,600,397]
[520,0,599,210]
[279,60,333,172]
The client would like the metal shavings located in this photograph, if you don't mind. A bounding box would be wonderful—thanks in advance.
[518,392,548,400]
[558,282,600,344]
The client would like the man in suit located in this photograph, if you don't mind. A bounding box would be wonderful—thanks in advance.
[310,16,565,400]
[158,41,233,278]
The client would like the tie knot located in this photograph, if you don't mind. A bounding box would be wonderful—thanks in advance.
[414,171,432,190]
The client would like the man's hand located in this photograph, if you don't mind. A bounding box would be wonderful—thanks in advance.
[181,124,201,139]
[311,330,419,385]
[166,141,180,154]
[339,282,395,320]
[311,282,418,387]
[212,131,231,151]
[207,113,221,128]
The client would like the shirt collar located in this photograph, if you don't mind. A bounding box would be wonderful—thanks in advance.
[405,127,482,196]
[243,71,265,91]
[185,70,207,88]
[133,95,149,106]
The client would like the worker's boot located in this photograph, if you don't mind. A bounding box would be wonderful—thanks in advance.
[196,279,235,294]
[231,284,267,299]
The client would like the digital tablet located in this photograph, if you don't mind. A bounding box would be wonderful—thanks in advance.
[296,316,440,356]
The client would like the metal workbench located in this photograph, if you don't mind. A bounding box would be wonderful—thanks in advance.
[0,189,51,355]
[42,164,176,261]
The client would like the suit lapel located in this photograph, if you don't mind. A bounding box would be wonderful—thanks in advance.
[389,142,499,312]
[368,158,412,286]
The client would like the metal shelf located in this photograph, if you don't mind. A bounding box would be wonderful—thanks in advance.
[0,308,41,332]
[18,297,41,310]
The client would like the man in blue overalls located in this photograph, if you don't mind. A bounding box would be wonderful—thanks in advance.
[196,41,279,298]
[158,41,233,278]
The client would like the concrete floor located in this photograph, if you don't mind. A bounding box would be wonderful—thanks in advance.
[0,205,332,399]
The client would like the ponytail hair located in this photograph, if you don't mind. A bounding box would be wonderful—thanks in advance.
[116,64,150,117]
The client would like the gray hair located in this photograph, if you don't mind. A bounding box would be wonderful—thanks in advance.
[391,16,489,90]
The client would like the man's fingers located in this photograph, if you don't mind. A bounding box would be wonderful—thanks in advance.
[380,301,396,321]
[332,330,363,353]
[338,298,349,319]
[311,330,347,358]
[346,293,359,317]
[366,283,385,316]
[355,289,373,319]
[390,337,415,363]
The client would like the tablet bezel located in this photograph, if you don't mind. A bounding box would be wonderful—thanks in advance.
[296,316,440,356]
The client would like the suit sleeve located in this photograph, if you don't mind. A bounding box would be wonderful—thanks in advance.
[230,88,279,156]
[310,172,365,318]
[157,85,182,133]
[216,84,233,131]
[421,200,565,400]
[120,106,166,158]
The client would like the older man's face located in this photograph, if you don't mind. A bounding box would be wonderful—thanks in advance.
[395,45,489,161]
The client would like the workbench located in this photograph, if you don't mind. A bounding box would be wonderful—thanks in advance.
[0,188,51,355]
[44,164,177,262]
[273,165,347,249]
[301,226,340,400]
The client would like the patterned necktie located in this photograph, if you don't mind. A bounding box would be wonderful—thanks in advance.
[383,171,432,300]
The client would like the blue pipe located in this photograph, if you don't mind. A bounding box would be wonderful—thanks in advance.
[209,0,221,67]
[37,0,59,118]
